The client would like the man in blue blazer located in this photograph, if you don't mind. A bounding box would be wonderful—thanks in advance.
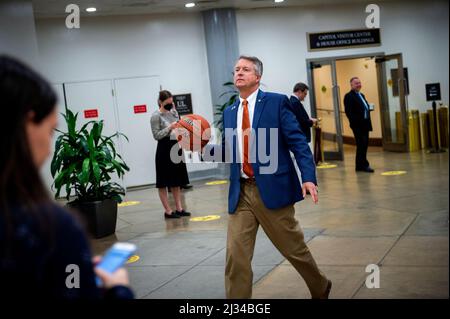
[289,82,317,143]
[202,56,331,299]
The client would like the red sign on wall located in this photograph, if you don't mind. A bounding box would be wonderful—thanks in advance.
[84,109,99,118]
[134,104,147,114]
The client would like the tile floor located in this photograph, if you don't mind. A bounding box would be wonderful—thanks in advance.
[91,146,449,299]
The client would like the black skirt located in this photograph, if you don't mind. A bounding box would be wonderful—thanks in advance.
[155,136,189,188]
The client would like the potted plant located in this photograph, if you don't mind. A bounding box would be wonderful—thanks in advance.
[213,81,239,137]
[51,109,129,238]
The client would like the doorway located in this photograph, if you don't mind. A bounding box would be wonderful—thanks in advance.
[309,59,344,160]
[63,76,161,188]
[307,52,409,161]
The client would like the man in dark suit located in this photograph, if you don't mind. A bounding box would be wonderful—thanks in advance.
[202,56,331,299]
[344,77,374,173]
[289,82,317,143]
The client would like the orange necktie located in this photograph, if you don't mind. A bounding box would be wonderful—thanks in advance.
[242,99,254,178]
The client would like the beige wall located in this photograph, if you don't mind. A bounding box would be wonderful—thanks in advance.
[336,58,382,138]
[313,64,335,134]
[312,64,339,151]
[311,57,382,142]
[237,0,449,115]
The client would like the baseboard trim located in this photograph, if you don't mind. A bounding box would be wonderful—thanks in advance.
[125,168,222,191]
[343,135,383,146]
[322,132,382,147]
[187,168,223,181]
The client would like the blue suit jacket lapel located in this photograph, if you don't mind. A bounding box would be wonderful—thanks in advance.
[252,90,266,128]
[249,90,266,158]
[229,99,239,130]
[228,99,240,163]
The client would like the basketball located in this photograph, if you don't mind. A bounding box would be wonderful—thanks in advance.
[174,114,211,151]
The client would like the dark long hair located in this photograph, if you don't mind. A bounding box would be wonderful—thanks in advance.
[0,55,57,250]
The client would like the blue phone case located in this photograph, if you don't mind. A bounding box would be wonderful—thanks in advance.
[95,244,136,286]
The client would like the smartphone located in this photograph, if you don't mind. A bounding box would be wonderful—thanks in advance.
[95,242,136,286]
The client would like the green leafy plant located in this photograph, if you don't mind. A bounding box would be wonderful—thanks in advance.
[51,109,130,203]
[213,81,239,137]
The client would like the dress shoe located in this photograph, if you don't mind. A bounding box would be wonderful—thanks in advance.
[175,210,191,217]
[164,212,180,219]
[356,167,374,173]
[313,280,332,299]
[322,280,332,299]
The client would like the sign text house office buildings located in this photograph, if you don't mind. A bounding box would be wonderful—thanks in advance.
[307,29,381,51]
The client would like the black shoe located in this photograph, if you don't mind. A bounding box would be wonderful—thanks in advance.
[164,212,180,219]
[181,184,193,190]
[356,167,374,173]
[175,210,191,217]
[322,280,332,299]
[312,280,332,299]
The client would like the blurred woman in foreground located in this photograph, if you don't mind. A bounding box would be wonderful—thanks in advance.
[0,55,134,299]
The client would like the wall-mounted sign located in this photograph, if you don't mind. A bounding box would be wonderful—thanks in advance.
[133,104,147,114]
[173,94,193,115]
[425,83,441,101]
[307,28,381,51]
[84,109,98,118]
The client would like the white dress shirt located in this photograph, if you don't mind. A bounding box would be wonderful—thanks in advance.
[237,88,259,178]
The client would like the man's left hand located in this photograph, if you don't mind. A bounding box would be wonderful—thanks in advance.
[302,182,318,204]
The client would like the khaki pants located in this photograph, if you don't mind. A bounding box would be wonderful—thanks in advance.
[225,179,328,299]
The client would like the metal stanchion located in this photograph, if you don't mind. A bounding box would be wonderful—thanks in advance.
[428,101,446,153]
[438,105,449,148]
[408,110,421,152]
[420,112,430,149]
[313,118,323,165]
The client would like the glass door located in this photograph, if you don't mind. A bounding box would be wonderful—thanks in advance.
[375,53,409,152]
[309,60,344,160]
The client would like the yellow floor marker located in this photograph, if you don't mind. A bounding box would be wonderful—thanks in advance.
[118,201,141,207]
[317,163,337,169]
[126,255,140,264]
[205,180,228,186]
[381,170,407,176]
[190,215,221,222]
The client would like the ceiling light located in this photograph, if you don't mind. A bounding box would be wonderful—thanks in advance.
[274,0,285,3]
[86,7,97,12]
[185,2,196,8]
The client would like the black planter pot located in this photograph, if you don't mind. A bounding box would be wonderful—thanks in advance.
[67,199,118,239]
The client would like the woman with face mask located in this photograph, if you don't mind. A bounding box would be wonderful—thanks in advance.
[150,90,191,219]
[0,55,134,299]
